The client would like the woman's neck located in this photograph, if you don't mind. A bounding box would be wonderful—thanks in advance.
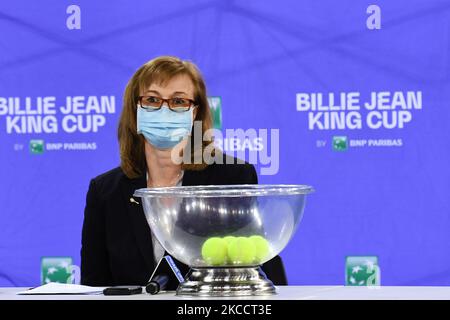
[144,142,182,187]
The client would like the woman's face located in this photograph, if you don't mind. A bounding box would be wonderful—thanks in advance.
[144,73,197,118]
[141,73,198,153]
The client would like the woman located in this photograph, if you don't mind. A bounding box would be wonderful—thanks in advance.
[80,56,287,287]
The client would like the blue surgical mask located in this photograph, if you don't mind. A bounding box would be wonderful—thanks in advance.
[137,105,193,149]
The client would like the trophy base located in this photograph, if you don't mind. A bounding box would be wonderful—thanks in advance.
[176,267,276,297]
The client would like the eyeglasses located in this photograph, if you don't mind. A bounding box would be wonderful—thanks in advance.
[138,95,197,112]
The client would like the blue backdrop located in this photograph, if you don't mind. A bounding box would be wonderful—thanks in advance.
[1,0,449,286]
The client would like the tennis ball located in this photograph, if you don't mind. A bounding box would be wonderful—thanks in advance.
[223,236,237,264]
[201,237,228,266]
[228,237,256,265]
[223,236,236,245]
[249,235,269,263]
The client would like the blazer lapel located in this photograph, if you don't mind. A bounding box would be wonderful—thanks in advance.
[119,172,155,273]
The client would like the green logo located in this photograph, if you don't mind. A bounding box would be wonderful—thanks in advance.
[332,136,348,151]
[208,96,222,130]
[41,257,73,284]
[345,256,380,286]
[29,139,44,154]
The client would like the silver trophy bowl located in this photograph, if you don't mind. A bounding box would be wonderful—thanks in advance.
[134,184,313,296]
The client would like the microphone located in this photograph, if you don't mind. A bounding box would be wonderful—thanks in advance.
[145,274,169,294]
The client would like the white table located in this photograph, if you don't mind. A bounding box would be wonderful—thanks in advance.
[1,286,450,300]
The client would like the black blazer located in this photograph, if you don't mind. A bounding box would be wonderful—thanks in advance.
[80,156,288,287]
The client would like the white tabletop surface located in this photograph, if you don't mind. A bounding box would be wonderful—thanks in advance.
[1,286,450,300]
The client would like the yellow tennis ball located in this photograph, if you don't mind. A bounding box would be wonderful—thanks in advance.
[249,235,269,263]
[228,237,256,265]
[201,237,227,266]
[223,236,237,264]
[223,236,236,245]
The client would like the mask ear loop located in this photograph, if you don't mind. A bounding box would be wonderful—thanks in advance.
[189,106,198,134]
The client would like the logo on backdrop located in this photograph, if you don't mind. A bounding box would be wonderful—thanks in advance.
[41,257,80,285]
[296,91,423,150]
[345,256,380,287]
[0,95,115,134]
[0,95,116,152]
[207,97,279,175]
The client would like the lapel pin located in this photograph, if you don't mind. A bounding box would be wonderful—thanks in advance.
[130,197,140,205]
